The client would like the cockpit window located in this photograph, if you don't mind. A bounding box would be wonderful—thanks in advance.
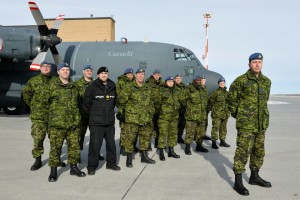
[174,48,196,61]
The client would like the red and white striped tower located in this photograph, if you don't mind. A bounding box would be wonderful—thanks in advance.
[202,13,212,69]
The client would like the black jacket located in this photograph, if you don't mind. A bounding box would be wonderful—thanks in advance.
[83,78,116,126]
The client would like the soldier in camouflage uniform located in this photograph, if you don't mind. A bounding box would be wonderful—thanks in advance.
[208,77,230,150]
[183,75,209,155]
[157,76,180,161]
[228,53,272,196]
[116,68,136,156]
[47,63,86,182]
[22,61,65,171]
[145,69,164,150]
[119,68,156,168]
[173,74,187,143]
[74,64,93,151]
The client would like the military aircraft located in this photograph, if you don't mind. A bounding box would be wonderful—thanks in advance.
[0,2,223,115]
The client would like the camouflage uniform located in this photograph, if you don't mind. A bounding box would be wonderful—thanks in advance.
[145,76,164,145]
[22,73,53,158]
[116,74,134,148]
[228,70,271,174]
[48,78,81,167]
[157,86,180,148]
[174,82,187,139]
[183,83,208,145]
[208,87,230,141]
[118,81,155,153]
[74,77,93,150]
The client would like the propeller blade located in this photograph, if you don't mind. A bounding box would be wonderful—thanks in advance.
[50,46,62,66]
[29,45,49,71]
[50,14,65,35]
[28,1,50,36]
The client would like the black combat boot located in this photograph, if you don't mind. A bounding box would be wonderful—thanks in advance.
[48,167,58,182]
[234,173,249,196]
[185,144,192,155]
[99,154,105,160]
[212,140,219,149]
[148,143,153,151]
[158,148,165,161]
[203,135,211,140]
[177,134,185,144]
[220,140,230,147]
[249,170,272,187]
[141,151,155,164]
[120,146,126,156]
[126,153,133,168]
[30,156,42,171]
[168,147,180,158]
[70,164,86,177]
[60,161,67,167]
[195,144,209,152]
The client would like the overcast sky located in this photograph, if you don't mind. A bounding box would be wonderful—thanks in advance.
[1,0,299,94]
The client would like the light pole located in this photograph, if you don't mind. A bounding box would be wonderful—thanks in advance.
[202,13,212,69]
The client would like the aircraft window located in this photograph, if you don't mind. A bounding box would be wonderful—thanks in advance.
[183,66,195,76]
[173,49,179,53]
[174,48,196,61]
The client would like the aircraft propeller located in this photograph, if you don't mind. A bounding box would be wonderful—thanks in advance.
[28,2,64,71]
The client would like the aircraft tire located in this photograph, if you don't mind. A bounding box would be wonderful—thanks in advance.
[3,106,25,115]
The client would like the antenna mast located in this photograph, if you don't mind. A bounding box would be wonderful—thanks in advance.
[202,13,212,69]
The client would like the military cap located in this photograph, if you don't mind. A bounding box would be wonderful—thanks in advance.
[83,64,93,70]
[153,69,161,74]
[136,68,145,74]
[249,52,263,62]
[40,61,49,66]
[218,77,226,83]
[124,68,134,75]
[97,66,109,75]
[57,63,69,71]
[165,76,174,82]
[193,74,201,80]
[174,73,181,78]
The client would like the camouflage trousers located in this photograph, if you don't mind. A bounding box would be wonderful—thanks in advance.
[211,118,228,141]
[48,127,80,167]
[124,123,151,153]
[31,122,48,158]
[233,131,265,174]
[119,120,126,147]
[79,125,88,150]
[158,119,177,149]
[184,121,206,145]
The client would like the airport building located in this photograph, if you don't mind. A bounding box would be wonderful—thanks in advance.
[45,17,115,42]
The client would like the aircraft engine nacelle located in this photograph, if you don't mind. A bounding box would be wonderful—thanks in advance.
[0,26,41,61]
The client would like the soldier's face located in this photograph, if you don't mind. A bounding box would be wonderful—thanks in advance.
[153,73,160,81]
[126,73,134,81]
[219,81,225,88]
[166,80,174,87]
[98,72,108,82]
[194,79,201,85]
[135,72,145,84]
[175,76,182,84]
[40,64,51,75]
[83,69,93,79]
[200,78,206,86]
[249,59,263,75]
[58,67,70,79]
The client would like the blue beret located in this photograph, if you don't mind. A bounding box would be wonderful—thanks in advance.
[193,74,200,80]
[174,73,181,78]
[83,64,93,70]
[136,68,145,74]
[40,61,49,66]
[200,76,206,79]
[124,68,134,74]
[165,76,174,82]
[153,69,161,74]
[249,53,263,62]
[57,63,69,71]
[97,66,109,75]
[218,77,225,83]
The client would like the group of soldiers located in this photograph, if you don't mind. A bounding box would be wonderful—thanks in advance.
[22,52,272,196]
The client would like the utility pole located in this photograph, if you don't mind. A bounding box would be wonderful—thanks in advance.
[202,13,212,70]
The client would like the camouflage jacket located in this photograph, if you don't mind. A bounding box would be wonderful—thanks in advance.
[158,86,180,121]
[174,82,187,112]
[208,87,230,119]
[22,73,53,122]
[184,83,208,122]
[145,75,164,114]
[48,78,81,129]
[118,81,155,125]
[228,70,271,132]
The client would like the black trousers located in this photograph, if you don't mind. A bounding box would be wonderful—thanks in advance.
[87,125,117,170]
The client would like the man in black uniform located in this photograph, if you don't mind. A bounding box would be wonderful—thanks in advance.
[83,66,121,175]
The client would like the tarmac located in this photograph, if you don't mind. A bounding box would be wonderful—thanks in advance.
[0,95,299,200]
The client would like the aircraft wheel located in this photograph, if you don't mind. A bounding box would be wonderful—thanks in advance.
[3,106,24,115]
